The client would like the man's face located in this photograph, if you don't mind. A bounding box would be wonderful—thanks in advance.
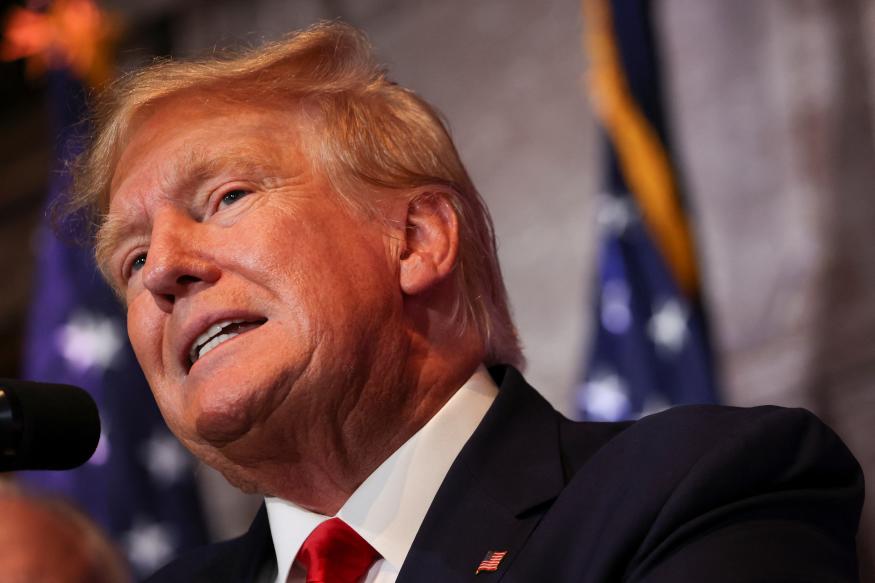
[103,95,410,490]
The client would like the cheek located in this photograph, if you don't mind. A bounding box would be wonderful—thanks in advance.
[126,297,166,381]
[227,217,299,288]
[127,302,183,427]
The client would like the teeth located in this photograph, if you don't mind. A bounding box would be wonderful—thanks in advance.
[198,332,239,360]
[189,319,246,364]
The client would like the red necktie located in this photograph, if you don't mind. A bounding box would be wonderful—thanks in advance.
[295,518,380,583]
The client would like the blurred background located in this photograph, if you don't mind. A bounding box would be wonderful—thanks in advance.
[1,0,873,580]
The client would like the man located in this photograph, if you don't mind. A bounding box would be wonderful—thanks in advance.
[70,22,862,582]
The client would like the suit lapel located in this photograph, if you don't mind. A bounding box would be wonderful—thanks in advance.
[397,367,566,582]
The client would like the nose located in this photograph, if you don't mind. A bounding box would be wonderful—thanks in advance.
[141,208,220,313]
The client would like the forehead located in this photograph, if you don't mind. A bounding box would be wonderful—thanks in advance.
[110,93,311,199]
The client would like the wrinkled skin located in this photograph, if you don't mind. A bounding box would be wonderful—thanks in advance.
[103,93,483,512]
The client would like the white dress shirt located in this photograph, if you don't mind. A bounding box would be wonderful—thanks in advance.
[266,366,499,583]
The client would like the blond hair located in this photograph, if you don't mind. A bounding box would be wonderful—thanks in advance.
[71,21,523,368]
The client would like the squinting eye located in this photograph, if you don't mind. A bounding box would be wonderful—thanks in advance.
[220,189,249,207]
[129,253,147,275]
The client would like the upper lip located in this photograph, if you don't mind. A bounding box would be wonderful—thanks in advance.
[178,310,267,371]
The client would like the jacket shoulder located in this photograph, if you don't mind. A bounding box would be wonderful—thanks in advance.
[538,404,863,582]
[559,403,859,485]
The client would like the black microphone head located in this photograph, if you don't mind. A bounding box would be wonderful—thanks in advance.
[0,380,101,471]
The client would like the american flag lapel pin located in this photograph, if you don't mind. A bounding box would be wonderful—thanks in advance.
[475,550,508,575]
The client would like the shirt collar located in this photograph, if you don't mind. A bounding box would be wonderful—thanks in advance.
[265,365,498,581]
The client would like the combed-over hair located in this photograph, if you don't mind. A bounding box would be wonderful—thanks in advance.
[71,21,524,368]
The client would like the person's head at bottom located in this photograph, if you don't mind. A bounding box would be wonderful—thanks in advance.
[0,484,129,583]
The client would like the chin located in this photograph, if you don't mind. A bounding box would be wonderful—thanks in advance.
[187,370,287,447]
[193,406,255,447]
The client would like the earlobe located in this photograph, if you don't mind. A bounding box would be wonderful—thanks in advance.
[399,191,460,296]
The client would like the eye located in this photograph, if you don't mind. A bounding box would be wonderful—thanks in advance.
[125,253,147,280]
[219,189,250,207]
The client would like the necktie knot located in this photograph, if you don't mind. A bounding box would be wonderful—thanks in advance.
[295,518,380,583]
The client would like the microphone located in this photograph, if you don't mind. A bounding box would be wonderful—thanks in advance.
[0,379,101,472]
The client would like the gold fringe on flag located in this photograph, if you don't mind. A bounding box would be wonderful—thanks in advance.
[582,0,699,297]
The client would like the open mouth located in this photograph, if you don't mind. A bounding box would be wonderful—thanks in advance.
[189,318,267,367]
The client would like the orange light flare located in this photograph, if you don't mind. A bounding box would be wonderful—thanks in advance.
[1,0,119,86]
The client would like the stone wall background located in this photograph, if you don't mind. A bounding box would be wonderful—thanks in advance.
[658,1,875,575]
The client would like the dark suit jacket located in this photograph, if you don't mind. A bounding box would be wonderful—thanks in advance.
[147,366,863,582]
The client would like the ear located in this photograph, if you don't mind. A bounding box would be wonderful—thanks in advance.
[399,192,460,296]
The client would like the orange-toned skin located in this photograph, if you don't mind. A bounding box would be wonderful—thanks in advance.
[104,92,483,515]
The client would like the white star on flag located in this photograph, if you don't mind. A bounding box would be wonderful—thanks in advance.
[597,193,637,234]
[141,431,191,487]
[648,298,689,355]
[578,369,631,421]
[601,279,632,334]
[123,521,177,574]
[55,311,124,373]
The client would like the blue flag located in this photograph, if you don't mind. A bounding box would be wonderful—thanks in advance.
[578,0,719,420]
[20,69,209,580]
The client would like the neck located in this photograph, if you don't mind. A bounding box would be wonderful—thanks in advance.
[275,325,484,515]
